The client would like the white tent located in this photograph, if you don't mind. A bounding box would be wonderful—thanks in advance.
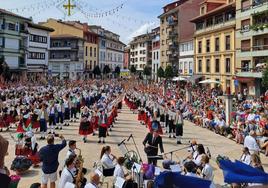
[172,76,187,81]
[199,79,221,84]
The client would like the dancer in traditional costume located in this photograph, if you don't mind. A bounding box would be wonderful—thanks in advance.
[79,106,93,143]
[98,110,108,144]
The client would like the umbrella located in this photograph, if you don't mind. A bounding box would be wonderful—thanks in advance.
[154,171,212,188]
[199,79,221,84]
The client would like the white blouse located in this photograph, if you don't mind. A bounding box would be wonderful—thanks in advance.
[101,153,115,169]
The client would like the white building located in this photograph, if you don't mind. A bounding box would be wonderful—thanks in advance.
[48,35,84,80]
[151,27,160,81]
[26,23,53,81]
[179,40,194,76]
[130,33,152,71]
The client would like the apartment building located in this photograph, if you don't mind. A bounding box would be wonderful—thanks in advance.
[49,35,84,80]
[26,22,53,80]
[124,46,130,69]
[129,33,152,71]
[235,0,267,96]
[151,27,160,81]
[191,0,236,93]
[90,26,125,71]
[41,19,98,78]
[0,9,31,80]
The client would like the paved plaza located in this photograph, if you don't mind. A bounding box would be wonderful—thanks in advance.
[2,103,268,188]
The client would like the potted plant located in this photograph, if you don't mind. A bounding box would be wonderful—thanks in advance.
[11,156,32,175]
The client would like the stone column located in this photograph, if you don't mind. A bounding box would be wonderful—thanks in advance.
[225,94,233,126]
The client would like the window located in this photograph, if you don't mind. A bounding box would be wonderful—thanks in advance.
[225,58,231,73]
[241,0,250,11]
[206,59,210,73]
[90,47,92,57]
[215,15,224,24]
[153,52,155,60]
[215,59,220,73]
[90,60,92,70]
[241,39,251,51]
[85,46,88,56]
[29,34,47,44]
[0,37,3,47]
[94,48,97,57]
[206,39,210,52]
[8,23,15,31]
[206,18,213,27]
[201,6,205,15]
[215,37,220,51]
[198,41,202,53]
[241,19,250,32]
[156,51,159,60]
[225,35,231,50]
[28,52,45,59]
[198,60,202,73]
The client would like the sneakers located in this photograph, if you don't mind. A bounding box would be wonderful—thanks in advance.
[98,140,101,143]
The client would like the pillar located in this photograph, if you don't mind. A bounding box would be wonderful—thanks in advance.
[225,94,233,126]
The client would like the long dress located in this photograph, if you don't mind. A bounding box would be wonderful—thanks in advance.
[79,113,93,135]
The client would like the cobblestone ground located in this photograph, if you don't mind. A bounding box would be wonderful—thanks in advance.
[2,102,268,188]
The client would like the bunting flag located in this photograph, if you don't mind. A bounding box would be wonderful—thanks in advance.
[219,159,268,184]
[154,171,212,188]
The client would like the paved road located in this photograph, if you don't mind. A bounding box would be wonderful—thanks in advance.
[2,102,268,188]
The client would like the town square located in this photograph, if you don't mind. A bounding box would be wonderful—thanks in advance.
[0,0,268,188]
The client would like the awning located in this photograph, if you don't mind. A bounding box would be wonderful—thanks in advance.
[236,77,255,82]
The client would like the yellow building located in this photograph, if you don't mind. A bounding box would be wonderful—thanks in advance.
[41,19,99,77]
[191,0,236,93]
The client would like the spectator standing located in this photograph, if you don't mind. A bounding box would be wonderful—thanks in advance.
[39,135,67,188]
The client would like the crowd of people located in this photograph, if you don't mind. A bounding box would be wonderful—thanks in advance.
[0,79,267,188]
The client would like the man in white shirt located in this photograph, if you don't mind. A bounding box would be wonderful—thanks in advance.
[85,172,100,188]
[200,155,213,181]
[58,156,75,188]
[65,140,76,161]
[244,131,260,154]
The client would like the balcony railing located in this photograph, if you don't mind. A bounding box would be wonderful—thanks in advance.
[168,19,178,26]
[253,44,268,51]
[253,0,268,7]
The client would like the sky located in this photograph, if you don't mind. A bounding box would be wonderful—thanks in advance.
[0,0,174,44]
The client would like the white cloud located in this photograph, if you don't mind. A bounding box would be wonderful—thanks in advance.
[125,22,159,44]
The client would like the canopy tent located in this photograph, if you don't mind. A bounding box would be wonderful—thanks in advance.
[199,79,221,84]
[219,159,268,184]
[154,171,212,188]
[172,76,188,81]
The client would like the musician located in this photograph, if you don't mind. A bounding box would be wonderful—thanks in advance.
[84,172,100,188]
[240,147,251,165]
[66,140,77,161]
[192,144,206,167]
[100,146,116,170]
[143,129,164,166]
[58,156,76,188]
[198,155,213,181]
[113,157,127,179]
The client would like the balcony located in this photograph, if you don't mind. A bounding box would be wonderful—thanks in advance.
[237,44,268,57]
[237,25,268,38]
[167,19,178,27]
[50,45,79,50]
[195,19,235,35]
[237,0,268,18]
[236,68,263,78]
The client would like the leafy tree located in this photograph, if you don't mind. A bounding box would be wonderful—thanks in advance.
[165,65,174,79]
[262,65,268,89]
[114,66,121,77]
[157,67,165,79]
[0,56,4,75]
[0,56,11,81]
[93,65,101,76]
[130,65,136,74]
[103,65,111,75]
[143,66,151,76]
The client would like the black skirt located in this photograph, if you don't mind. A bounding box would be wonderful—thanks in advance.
[176,124,183,136]
[99,126,107,138]
[160,114,165,122]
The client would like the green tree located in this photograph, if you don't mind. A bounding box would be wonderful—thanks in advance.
[143,66,151,77]
[0,56,11,81]
[165,65,174,79]
[114,66,121,77]
[103,65,111,75]
[157,67,165,79]
[130,65,136,74]
[93,65,101,76]
[0,56,4,76]
[262,65,268,89]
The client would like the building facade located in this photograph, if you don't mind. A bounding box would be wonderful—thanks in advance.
[124,46,130,69]
[26,23,53,81]
[191,0,236,93]
[0,9,31,80]
[179,41,194,76]
[90,26,125,72]
[151,27,160,81]
[49,35,84,80]
[41,19,98,79]
[235,0,267,96]
[129,33,152,71]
